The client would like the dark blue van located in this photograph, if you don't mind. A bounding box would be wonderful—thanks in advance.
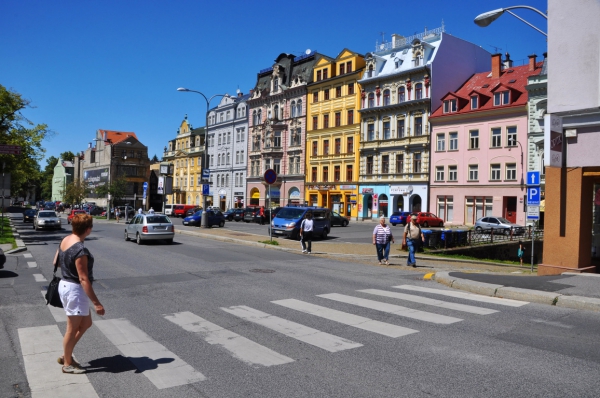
[271,206,331,240]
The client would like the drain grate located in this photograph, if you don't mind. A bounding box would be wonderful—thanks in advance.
[249,269,275,273]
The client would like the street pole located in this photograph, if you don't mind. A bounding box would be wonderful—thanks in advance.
[1,162,4,235]
[531,221,536,273]
[269,184,272,242]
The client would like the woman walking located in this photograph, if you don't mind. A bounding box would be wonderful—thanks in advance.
[53,213,105,374]
[300,212,314,254]
[403,215,425,267]
[373,216,394,265]
[115,207,120,223]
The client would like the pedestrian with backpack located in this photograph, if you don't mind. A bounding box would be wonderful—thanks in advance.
[300,212,314,254]
[403,215,425,267]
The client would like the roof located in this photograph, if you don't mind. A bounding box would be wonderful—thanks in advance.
[98,130,138,145]
[430,60,543,119]
[61,161,74,168]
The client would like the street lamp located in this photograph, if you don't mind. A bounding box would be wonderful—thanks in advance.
[177,87,226,228]
[474,6,547,36]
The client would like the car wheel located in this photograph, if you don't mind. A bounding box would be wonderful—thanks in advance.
[422,221,429,227]
[391,223,396,226]
[342,220,348,227]
[219,220,225,228]
[136,233,143,245]
[475,226,483,232]
[321,229,329,239]
[124,230,129,241]
[439,222,444,227]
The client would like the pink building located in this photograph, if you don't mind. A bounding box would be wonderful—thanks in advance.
[429,53,542,226]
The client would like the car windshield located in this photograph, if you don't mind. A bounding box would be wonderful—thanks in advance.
[146,216,170,224]
[276,208,305,219]
[193,211,202,217]
[391,212,400,216]
[497,217,511,224]
[39,212,57,218]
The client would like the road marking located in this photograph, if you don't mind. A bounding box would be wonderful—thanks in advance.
[317,293,462,325]
[222,305,363,353]
[23,253,33,258]
[40,290,67,322]
[393,285,529,307]
[94,318,206,389]
[28,261,37,268]
[423,273,435,280]
[33,274,47,282]
[18,325,99,398]
[165,311,294,367]
[272,299,418,338]
[359,289,498,315]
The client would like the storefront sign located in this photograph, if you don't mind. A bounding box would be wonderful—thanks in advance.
[350,195,357,203]
[545,114,563,167]
[362,188,374,194]
[339,185,356,190]
[234,192,244,196]
[390,185,415,195]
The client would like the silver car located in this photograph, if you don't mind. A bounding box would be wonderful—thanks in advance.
[474,217,525,235]
[34,210,62,231]
[124,214,175,245]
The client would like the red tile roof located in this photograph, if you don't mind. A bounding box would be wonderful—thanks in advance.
[98,130,138,145]
[431,61,543,119]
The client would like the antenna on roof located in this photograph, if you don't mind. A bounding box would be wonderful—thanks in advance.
[488,44,503,53]
[379,32,386,43]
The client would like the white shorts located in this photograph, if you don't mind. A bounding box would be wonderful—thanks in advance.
[58,280,90,316]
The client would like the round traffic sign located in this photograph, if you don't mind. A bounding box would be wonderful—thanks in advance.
[264,169,277,185]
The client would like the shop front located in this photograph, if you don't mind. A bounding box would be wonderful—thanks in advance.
[359,186,392,219]
[389,184,428,214]
[233,191,244,208]
[305,185,358,218]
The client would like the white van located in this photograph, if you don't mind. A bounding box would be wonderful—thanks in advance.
[164,204,176,216]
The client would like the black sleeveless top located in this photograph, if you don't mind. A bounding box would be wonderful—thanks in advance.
[59,241,94,284]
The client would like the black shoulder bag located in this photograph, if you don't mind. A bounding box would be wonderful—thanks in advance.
[45,256,63,308]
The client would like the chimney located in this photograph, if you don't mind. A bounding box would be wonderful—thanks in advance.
[491,53,502,78]
[103,131,107,141]
[503,52,513,68]
[237,89,242,98]
[528,54,537,71]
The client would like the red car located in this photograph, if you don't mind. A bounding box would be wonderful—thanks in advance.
[67,209,87,224]
[413,212,444,227]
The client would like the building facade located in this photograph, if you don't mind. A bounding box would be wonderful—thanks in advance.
[429,53,542,226]
[162,116,204,206]
[51,161,74,202]
[207,91,250,210]
[358,28,491,219]
[247,52,322,208]
[305,49,364,218]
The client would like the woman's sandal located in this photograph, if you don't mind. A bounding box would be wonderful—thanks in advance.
[58,356,81,367]
[62,365,86,374]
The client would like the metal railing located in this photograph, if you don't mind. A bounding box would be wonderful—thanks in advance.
[421,226,543,250]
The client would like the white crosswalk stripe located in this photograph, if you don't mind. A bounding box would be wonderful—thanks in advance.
[27,261,37,268]
[272,298,418,338]
[94,318,206,389]
[33,274,47,282]
[317,293,462,324]
[393,285,529,307]
[359,289,499,315]
[221,305,363,352]
[165,311,294,367]
[23,253,33,258]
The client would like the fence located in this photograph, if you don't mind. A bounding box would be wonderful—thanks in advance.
[422,226,543,250]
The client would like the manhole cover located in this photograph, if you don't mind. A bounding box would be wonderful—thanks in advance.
[249,269,275,273]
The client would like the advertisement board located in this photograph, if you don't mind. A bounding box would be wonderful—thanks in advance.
[83,168,109,189]
[544,114,563,167]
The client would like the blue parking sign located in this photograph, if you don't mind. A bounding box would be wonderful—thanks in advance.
[202,184,210,195]
[527,187,540,205]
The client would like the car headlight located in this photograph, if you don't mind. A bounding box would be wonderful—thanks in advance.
[38,220,45,224]
[289,222,296,227]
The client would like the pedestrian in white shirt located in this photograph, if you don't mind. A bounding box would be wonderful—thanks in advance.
[148,207,155,214]
[299,212,314,254]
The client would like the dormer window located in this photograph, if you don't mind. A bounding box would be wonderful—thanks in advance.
[394,58,401,68]
[443,99,457,113]
[494,91,510,106]
[340,63,345,75]
[367,65,374,78]
[316,70,322,81]
[273,78,279,92]
[323,69,328,79]
[471,95,478,109]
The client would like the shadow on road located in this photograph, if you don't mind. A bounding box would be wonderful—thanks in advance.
[85,355,174,374]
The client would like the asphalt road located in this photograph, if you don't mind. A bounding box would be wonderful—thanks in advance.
[2,216,600,397]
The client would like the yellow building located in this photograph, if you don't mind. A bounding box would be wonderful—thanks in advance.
[305,49,365,218]
[162,115,205,205]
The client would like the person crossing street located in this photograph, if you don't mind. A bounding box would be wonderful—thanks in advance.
[403,215,425,267]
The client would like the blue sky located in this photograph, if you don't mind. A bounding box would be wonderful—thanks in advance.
[1,0,547,165]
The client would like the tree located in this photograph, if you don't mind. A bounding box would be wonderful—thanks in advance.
[59,151,76,162]
[63,179,89,206]
[151,154,159,163]
[96,175,128,205]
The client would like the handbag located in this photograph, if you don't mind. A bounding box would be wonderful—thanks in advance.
[45,263,63,308]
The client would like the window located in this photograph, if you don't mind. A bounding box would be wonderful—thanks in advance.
[347,136,354,153]
[505,163,517,180]
[296,99,302,116]
[469,130,479,149]
[471,95,478,109]
[490,164,501,181]
[273,159,280,174]
[413,153,422,173]
[312,116,318,130]
[367,123,375,141]
[340,63,345,75]
[273,78,278,92]
[396,154,404,173]
[491,128,502,148]
[383,121,390,139]
[312,141,318,156]
[334,165,340,181]
[324,89,330,101]
[323,140,329,155]
[290,101,296,117]
[448,165,457,181]
[274,131,281,147]
[468,164,479,181]
[323,114,329,128]
[438,196,453,221]
[367,65,374,78]
[313,92,318,103]
[415,83,422,100]
[346,165,353,181]
[346,61,352,72]
[311,167,317,182]
[397,119,405,138]
[437,133,445,151]
[447,132,458,150]
[291,128,301,146]
[336,86,342,97]
[227,132,231,144]
[366,156,373,174]
[335,112,341,127]
[436,166,444,181]
[414,117,423,136]
[398,87,405,103]
[383,89,390,105]
[443,99,457,113]
[323,69,328,79]
[494,91,510,106]
[348,83,355,95]
[382,155,389,173]
[316,70,321,81]
[507,127,517,147]
[335,138,341,155]
[264,158,271,172]
[323,166,329,182]
[347,110,354,125]
[368,93,375,108]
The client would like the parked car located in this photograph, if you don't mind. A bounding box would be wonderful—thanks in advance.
[185,207,202,217]
[331,211,349,227]
[272,206,331,240]
[43,202,56,210]
[232,208,244,222]
[389,211,412,226]
[34,210,62,230]
[124,213,174,244]
[182,210,226,228]
[23,209,37,223]
[413,212,444,227]
[174,204,196,218]
[88,206,105,216]
[117,206,135,218]
[474,217,525,235]
[243,206,261,223]
[223,209,236,221]
[67,209,87,224]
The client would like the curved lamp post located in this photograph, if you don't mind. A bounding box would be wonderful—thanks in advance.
[474,5,547,36]
[177,87,226,228]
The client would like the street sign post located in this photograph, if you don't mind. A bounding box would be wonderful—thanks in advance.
[526,205,540,220]
[202,184,209,196]
[202,169,210,180]
[143,182,148,199]
[527,187,541,206]
[0,145,21,155]
[526,171,541,186]
[263,169,277,242]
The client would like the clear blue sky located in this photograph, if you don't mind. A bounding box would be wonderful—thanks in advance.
[1,0,547,165]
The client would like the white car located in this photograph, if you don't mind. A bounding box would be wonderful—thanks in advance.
[34,211,62,231]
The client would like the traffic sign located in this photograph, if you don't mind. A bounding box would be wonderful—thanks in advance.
[527,205,540,220]
[527,187,541,205]
[264,169,277,185]
[0,145,21,155]
[202,169,210,179]
[202,184,210,195]
[142,182,148,199]
[527,171,541,186]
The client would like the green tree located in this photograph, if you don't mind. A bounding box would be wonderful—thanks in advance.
[59,151,76,162]
[63,179,89,205]
[151,154,159,162]
[96,175,128,205]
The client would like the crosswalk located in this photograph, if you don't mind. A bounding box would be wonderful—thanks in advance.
[20,282,529,396]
